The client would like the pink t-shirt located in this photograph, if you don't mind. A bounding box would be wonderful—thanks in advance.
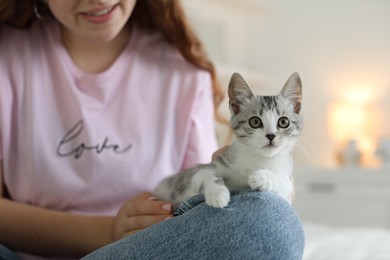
[0,20,218,216]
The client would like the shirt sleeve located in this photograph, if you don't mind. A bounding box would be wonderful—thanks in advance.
[181,73,219,169]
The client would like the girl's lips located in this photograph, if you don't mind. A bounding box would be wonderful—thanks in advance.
[80,4,118,24]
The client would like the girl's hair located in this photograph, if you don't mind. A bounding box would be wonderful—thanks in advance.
[0,0,227,125]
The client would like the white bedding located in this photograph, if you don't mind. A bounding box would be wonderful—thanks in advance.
[303,223,390,260]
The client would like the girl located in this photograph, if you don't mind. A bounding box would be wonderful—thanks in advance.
[0,1,304,259]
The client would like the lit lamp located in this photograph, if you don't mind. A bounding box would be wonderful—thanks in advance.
[328,102,375,167]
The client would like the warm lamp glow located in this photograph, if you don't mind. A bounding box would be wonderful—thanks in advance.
[328,103,371,141]
[328,102,378,166]
[329,103,372,141]
[341,86,376,105]
[326,71,387,105]
[326,73,384,167]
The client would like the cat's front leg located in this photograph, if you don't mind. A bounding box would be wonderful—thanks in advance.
[248,169,292,203]
[192,168,230,208]
[204,179,230,208]
[248,169,275,191]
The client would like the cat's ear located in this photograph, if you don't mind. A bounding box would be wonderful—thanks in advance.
[228,73,255,115]
[280,72,302,114]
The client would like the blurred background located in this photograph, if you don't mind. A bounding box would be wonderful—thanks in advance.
[183,0,390,168]
[182,1,390,259]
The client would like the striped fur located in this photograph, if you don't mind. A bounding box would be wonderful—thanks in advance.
[154,72,303,208]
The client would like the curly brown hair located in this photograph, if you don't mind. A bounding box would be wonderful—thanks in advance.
[0,0,226,125]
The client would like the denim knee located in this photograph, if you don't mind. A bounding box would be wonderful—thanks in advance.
[226,191,305,260]
[176,190,305,260]
[83,190,305,260]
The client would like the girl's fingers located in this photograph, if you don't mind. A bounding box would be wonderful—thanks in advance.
[113,192,173,241]
[125,191,173,216]
[124,199,173,217]
[124,214,173,233]
[131,192,155,201]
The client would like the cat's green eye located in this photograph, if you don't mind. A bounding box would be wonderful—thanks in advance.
[249,117,263,129]
[278,117,290,128]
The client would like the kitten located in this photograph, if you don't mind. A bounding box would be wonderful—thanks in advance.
[154,72,303,208]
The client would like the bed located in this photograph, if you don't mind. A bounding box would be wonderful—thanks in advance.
[303,222,390,260]
[294,167,390,260]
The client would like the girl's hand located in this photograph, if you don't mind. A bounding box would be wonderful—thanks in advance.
[112,192,173,241]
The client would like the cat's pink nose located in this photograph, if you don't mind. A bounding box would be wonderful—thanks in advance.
[266,134,275,141]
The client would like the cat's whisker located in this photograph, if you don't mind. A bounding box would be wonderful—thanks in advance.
[295,137,317,158]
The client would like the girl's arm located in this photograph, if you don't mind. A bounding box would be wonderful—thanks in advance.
[0,161,173,258]
[0,160,114,257]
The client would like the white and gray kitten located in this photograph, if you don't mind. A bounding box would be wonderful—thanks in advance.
[154,72,303,208]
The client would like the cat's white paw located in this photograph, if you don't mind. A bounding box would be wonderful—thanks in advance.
[205,185,230,208]
[248,169,274,191]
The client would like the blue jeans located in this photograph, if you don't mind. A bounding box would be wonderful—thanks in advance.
[83,190,304,260]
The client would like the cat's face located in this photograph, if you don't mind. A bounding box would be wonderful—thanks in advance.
[228,72,303,157]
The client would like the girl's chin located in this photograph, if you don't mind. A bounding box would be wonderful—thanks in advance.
[76,19,128,43]
[83,29,123,43]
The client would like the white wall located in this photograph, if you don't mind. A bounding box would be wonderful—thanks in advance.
[183,0,390,167]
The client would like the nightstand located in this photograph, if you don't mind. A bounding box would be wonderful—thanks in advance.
[293,167,390,228]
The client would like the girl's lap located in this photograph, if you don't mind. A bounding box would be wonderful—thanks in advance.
[83,190,305,260]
